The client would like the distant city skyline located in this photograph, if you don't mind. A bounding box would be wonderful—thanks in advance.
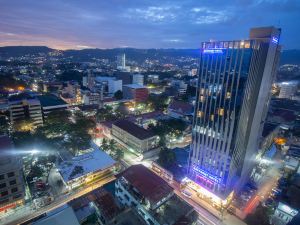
[0,0,299,50]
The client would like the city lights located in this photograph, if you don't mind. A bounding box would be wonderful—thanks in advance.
[0,0,293,222]
[203,48,224,54]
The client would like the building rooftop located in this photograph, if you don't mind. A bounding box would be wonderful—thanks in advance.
[117,164,173,206]
[92,188,119,221]
[113,120,156,140]
[108,208,147,225]
[37,94,68,107]
[96,76,117,81]
[8,92,35,102]
[123,84,146,89]
[33,205,80,225]
[127,110,165,122]
[277,202,298,217]
[58,148,115,182]
[168,100,194,115]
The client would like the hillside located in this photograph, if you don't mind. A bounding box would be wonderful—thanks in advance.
[0,46,299,65]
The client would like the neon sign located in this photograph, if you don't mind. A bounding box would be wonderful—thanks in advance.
[192,166,222,184]
[203,48,224,54]
[272,37,278,44]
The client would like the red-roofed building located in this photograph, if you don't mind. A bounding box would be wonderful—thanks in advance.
[116,164,173,210]
[115,165,197,225]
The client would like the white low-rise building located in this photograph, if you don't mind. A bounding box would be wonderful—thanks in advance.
[58,148,115,190]
[272,202,298,225]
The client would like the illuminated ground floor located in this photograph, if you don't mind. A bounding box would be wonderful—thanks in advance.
[181,177,234,210]
[0,199,24,214]
[64,166,116,190]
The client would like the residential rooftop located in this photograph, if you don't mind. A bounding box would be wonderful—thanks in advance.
[32,205,80,225]
[58,148,115,182]
[123,84,146,89]
[117,164,173,206]
[168,100,194,115]
[8,92,35,101]
[113,120,156,140]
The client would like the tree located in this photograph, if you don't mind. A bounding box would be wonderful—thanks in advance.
[27,165,44,182]
[96,106,117,122]
[147,94,169,111]
[109,139,117,152]
[245,203,270,225]
[101,138,109,152]
[114,148,124,160]
[13,119,35,132]
[0,116,9,135]
[149,118,187,147]
[12,131,35,149]
[114,90,123,100]
[158,148,176,167]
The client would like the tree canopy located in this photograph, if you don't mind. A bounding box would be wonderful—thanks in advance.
[114,90,123,100]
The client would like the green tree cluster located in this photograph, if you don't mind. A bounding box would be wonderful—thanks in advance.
[101,138,124,160]
[114,90,123,100]
[245,203,270,225]
[96,105,127,122]
[149,118,187,147]
[158,147,176,167]
[12,110,95,156]
[146,94,169,111]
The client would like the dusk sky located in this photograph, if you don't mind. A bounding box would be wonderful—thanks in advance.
[0,0,299,50]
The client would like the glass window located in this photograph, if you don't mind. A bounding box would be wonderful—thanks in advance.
[0,183,6,189]
[0,174,4,180]
[13,193,22,199]
[9,180,16,186]
[1,191,8,197]
[7,172,15,178]
[0,198,9,204]
[11,187,18,193]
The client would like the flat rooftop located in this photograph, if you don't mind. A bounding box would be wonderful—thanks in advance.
[123,84,146,89]
[117,164,173,206]
[33,205,80,225]
[113,120,156,140]
[37,94,68,107]
[168,100,193,115]
[58,148,115,182]
[8,92,34,101]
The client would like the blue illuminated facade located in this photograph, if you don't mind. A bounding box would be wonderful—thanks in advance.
[189,27,281,198]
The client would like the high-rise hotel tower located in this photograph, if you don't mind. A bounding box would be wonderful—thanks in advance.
[187,27,281,205]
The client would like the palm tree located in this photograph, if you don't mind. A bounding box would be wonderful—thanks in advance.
[109,139,117,152]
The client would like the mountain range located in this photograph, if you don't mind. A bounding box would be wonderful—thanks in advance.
[0,46,299,65]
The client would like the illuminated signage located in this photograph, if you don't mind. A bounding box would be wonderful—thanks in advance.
[272,37,279,44]
[192,166,221,184]
[203,48,224,54]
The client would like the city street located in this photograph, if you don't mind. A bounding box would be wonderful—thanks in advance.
[1,175,115,225]
[244,156,282,216]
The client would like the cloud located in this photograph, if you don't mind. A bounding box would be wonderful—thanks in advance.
[0,0,298,49]
[190,8,231,24]
[127,6,179,22]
